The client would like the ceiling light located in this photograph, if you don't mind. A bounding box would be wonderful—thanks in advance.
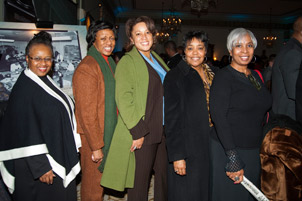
[263,8,277,48]
[190,0,217,16]
[161,0,182,37]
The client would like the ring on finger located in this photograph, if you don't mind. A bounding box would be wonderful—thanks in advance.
[133,146,137,150]
[234,176,239,181]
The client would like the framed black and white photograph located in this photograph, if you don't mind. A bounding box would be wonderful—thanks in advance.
[0,29,82,100]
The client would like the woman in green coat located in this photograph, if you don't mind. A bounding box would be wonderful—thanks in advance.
[101,16,169,201]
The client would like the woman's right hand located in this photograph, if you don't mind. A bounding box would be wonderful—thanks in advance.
[173,160,186,176]
[130,137,144,152]
[39,170,56,185]
[92,149,104,163]
[226,169,244,184]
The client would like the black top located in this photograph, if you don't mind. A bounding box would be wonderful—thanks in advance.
[210,65,272,150]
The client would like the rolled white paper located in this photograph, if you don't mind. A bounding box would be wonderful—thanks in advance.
[241,176,269,201]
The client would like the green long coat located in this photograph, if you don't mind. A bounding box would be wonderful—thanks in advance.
[101,47,169,191]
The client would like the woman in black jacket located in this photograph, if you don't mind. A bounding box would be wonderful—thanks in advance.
[0,31,81,201]
[164,31,216,201]
[210,28,272,201]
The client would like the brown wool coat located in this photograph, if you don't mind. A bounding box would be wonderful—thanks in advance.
[72,55,105,201]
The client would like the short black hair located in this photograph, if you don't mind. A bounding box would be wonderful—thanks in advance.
[164,40,177,52]
[86,20,116,50]
[183,31,209,51]
[25,31,53,56]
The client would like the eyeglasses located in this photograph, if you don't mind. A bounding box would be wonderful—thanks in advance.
[28,56,53,63]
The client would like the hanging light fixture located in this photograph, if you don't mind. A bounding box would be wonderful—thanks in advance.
[156,2,170,44]
[163,0,182,36]
[190,0,217,15]
[263,8,277,48]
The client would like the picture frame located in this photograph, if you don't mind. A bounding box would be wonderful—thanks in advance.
[0,28,82,100]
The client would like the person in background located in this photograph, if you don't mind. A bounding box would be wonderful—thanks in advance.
[0,31,81,201]
[177,45,184,56]
[164,31,216,201]
[164,40,182,69]
[272,16,302,120]
[296,55,302,124]
[210,28,272,201]
[113,51,125,64]
[219,55,230,68]
[72,21,117,201]
[262,54,276,92]
[101,16,169,201]
[260,50,268,67]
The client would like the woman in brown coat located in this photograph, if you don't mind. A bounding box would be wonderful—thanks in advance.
[72,21,117,201]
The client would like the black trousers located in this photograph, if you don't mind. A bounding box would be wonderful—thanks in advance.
[127,136,167,201]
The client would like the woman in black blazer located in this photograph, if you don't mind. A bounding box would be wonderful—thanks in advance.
[164,31,216,201]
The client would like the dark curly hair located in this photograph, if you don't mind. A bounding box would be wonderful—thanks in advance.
[25,31,53,56]
[86,20,116,50]
[183,31,209,51]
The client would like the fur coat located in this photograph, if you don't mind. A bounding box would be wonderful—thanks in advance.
[261,115,302,201]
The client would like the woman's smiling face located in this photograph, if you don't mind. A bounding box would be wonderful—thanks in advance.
[230,34,255,69]
[184,37,206,68]
[130,22,153,57]
[93,29,116,56]
[26,44,53,77]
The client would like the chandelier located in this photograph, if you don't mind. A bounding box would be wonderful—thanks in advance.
[162,15,182,36]
[156,2,169,44]
[156,30,170,44]
[161,0,182,37]
[263,8,277,48]
[156,1,181,43]
[190,0,217,14]
[263,35,277,48]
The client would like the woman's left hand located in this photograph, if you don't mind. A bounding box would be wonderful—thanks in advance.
[39,170,56,185]
[226,169,244,184]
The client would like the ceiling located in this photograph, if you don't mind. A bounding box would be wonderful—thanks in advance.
[3,0,302,29]
[103,0,302,26]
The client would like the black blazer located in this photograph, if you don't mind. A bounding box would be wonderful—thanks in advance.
[164,59,212,161]
[164,60,215,201]
[272,38,302,120]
